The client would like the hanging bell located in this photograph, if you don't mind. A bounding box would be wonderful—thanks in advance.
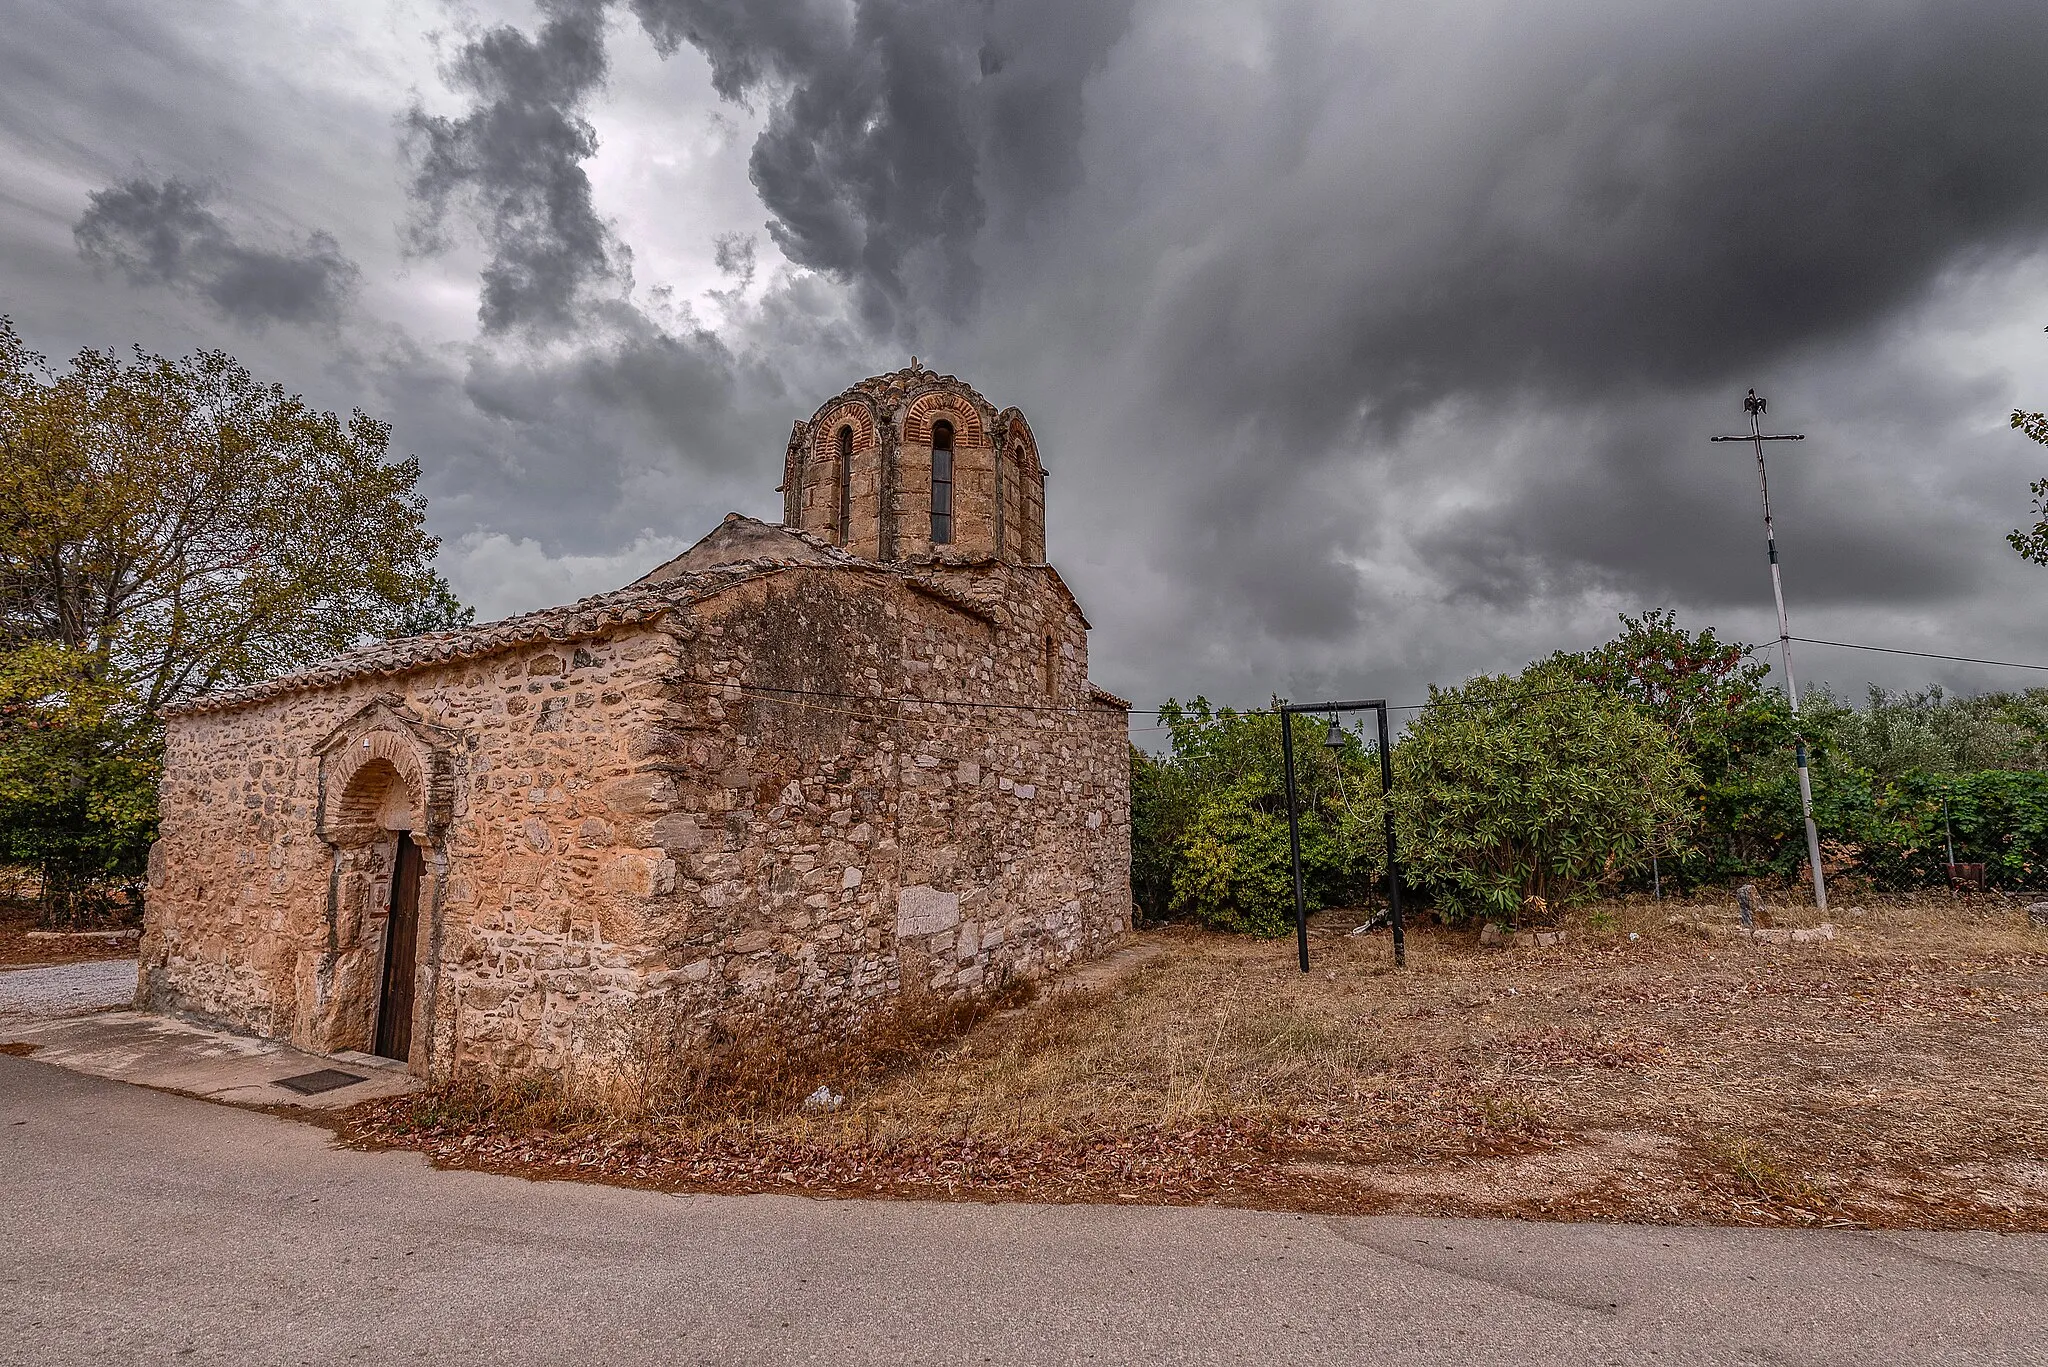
[1323,714,1347,751]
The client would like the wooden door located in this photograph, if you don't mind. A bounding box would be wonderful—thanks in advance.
[375,832,423,1062]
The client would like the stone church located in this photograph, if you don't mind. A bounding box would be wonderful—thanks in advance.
[140,366,1131,1081]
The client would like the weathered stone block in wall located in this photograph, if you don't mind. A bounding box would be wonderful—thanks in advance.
[896,886,960,937]
[602,853,678,898]
[601,773,676,815]
[647,812,707,852]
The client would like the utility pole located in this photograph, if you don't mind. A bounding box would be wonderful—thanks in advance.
[1712,390,1827,912]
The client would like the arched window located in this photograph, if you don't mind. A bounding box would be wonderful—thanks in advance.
[836,425,854,544]
[930,419,954,545]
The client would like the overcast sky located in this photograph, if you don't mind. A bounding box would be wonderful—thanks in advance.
[5,0,2048,716]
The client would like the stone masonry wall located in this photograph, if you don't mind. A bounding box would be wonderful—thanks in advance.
[142,624,687,1078]
[783,369,1048,567]
[442,562,1128,1077]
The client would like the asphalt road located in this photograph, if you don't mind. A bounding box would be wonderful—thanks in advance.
[4,1056,2046,1366]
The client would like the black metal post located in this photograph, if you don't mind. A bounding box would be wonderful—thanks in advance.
[1376,704,1404,968]
[1282,710,1310,973]
[1278,698,1399,971]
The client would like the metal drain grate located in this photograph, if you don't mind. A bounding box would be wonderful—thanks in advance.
[273,1068,367,1096]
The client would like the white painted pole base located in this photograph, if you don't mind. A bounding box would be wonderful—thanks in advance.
[1797,756,1828,912]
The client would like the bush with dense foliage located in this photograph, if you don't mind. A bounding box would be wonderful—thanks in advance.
[1132,699,1384,936]
[1550,610,1799,887]
[1130,610,2048,935]
[1392,660,1696,922]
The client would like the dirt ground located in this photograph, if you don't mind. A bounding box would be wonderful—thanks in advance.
[0,895,140,968]
[342,891,2048,1229]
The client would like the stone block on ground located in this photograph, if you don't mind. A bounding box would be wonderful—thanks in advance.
[1480,923,1563,949]
[1745,923,1835,946]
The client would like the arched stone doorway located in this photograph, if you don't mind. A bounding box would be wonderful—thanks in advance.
[313,703,459,1072]
[332,757,426,1061]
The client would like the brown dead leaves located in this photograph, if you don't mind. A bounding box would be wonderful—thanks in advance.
[337,893,2048,1229]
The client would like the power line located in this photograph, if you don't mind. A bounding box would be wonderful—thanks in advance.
[680,632,2048,736]
[1789,636,2048,675]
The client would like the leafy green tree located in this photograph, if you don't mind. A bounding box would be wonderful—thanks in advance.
[0,317,470,713]
[0,318,471,919]
[1809,684,2048,780]
[1394,661,1695,922]
[0,643,159,921]
[385,579,477,640]
[1553,610,1809,887]
[1129,743,1194,924]
[1553,609,1770,756]
[2008,326,2048,564]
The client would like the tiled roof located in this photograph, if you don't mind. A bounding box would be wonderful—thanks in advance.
[1089,683,1133,711]
[161,581,690,717]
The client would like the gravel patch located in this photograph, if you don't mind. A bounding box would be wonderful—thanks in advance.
[0,959,138,1019]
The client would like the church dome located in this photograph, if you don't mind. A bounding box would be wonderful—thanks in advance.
[780,364,1045,564]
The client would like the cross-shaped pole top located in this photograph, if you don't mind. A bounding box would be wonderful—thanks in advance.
[1711,389,1805,445]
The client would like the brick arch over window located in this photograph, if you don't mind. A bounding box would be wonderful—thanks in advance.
[904,392,987,446]
[997,408,1047,564]
[1001,412,1041,473]
[795,399,882,546]
[814,401,878,455]
[322,727,437,849]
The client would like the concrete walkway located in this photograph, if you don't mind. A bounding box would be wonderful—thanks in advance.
[5,1053,2046,1366]
[0,1008,419,1110]
[0,959,417,1111]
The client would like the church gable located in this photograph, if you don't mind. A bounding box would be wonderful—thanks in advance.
[632,513,852,587]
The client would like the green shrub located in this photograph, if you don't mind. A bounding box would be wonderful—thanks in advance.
[1133,612,2048,930]
[1132,699,1383,936]
[1717,763,2048,891]
[1393,661,1695,922]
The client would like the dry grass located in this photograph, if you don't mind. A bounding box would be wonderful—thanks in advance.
[343,890,2048,1228]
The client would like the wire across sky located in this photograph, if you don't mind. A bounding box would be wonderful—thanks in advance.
[682,632,2048,735]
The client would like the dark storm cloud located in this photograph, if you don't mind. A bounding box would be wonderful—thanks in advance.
[403,0,625,334]
[72,177,359,326]
[987,0,2048,681]
[653,0,1132,331]
[1130,3,2048,446]
[404,0,1136,335]
[377,0,2048,687]
[637,0,982,330]
[15,0,2048,712]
